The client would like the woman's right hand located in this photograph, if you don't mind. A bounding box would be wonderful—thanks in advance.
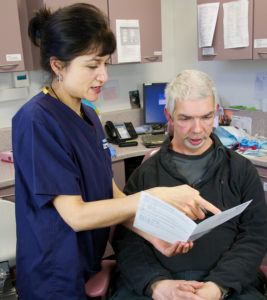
[146,185,221,220]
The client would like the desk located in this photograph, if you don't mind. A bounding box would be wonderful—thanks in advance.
[1,136,267,199]
[249,155,267,203]
[110,136,151,190]
[0,136,151,199]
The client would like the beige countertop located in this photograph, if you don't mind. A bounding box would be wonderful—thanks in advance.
[0,136,150,189]
[1,135,267,189]
[247,153,267,168]
[110,136,150,162]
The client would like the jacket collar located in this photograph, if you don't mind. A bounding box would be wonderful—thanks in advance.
[158,132,226,185]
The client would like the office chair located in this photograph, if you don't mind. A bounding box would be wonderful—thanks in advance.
[85,259,116,299]
[142,147,160,163]
[85,226,116,299]
[0,198,17,299]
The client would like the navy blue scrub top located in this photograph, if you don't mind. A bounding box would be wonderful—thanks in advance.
[12,88,113,300]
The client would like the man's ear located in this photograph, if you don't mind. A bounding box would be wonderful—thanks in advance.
[164,107,173,124]
[164,107,174,136]
[50,56,64,76]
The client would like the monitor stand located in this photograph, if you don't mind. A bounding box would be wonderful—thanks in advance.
[151,124,165,135]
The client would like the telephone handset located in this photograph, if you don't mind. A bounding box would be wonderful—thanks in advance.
[105,121,138,146]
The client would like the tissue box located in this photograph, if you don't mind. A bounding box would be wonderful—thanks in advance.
[0,151,14,163]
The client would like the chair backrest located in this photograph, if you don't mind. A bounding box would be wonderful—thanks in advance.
[0,199,16,267]
[142,147,160,163]
[141,121,173,163]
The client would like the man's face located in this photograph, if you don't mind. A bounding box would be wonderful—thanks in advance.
[170,96,215,155]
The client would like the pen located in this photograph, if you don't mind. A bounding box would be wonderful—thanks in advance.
[200,206,208,215]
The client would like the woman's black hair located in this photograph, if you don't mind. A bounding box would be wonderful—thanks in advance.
[28,3,116,72]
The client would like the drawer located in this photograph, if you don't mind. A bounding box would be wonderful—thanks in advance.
[0,185,15,202]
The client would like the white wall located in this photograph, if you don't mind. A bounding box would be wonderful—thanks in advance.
[0,0,266,128]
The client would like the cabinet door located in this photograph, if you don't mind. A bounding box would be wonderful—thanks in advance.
[43,0,108,14]
[198,0,253,61]
[108,0,162,64]
[23,0,108,70]
[0,0,25,72]
[253,0,267,59]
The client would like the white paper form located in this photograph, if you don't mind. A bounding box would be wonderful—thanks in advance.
[189,200,252,241]
[116,20,141,63]
[223,0,249,49]
[134,192,252,243]
[198,2,220,48]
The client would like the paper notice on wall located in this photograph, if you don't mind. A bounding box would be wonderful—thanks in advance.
[231,116,252,135]
[223,0,249,49]
[254,72,267,100]
[198,2,219,48]
[116,19,141,63]
[101,80,120,101]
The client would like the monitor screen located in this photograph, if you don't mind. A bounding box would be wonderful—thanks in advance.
[143,83,168,125]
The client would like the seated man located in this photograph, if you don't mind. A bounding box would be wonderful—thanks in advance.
[111,70,267,300]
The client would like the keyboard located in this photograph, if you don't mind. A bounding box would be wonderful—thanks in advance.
[141,134,167,148]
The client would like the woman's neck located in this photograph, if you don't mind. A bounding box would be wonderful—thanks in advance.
[50,80,82,118]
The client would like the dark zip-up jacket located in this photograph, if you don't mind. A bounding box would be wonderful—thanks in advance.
[113,134,267,296]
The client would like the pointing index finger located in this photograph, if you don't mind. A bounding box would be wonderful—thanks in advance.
[196,196,221,215]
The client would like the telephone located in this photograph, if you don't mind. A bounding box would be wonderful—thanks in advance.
[105,121,138,146]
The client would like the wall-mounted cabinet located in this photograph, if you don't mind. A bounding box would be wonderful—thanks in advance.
[198,0,267,61]
[253,0,267,59]
[36,0,162,65]
[197,0,254,61]
[0,0,25,72]
[0,0,162,72]
[108,0,162,64]
[41,0,108,15]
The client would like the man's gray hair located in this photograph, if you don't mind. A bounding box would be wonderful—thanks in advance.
[165,70,218,116]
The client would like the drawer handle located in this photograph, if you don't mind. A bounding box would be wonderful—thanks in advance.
[144,55,160,61]
[1,193,15,198]
[257,51,267,55]
[259,174,267,179]
[202,53,217,56]
[0,63,19,69]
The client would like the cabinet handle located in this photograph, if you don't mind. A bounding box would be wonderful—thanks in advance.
[0,63,19,69]
[257,51,267,54]
[144,55,160,61]
[259,174,267,179]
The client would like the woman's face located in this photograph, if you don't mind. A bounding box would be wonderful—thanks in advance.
[60,51,110,102]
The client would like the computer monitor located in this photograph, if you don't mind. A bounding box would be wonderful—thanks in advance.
[143,82,168,127]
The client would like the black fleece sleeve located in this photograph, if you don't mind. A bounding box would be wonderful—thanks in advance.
[113,225,172,296]
[204,159,267,293]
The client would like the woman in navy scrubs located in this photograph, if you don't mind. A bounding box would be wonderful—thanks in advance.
[12,4,220,300]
